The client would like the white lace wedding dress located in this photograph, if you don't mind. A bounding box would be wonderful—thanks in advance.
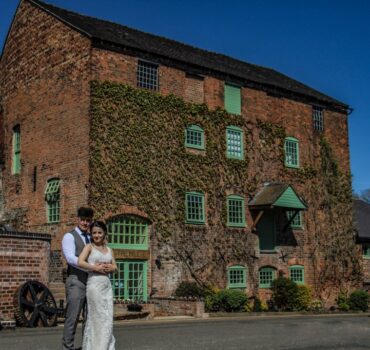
[83,246,116,350]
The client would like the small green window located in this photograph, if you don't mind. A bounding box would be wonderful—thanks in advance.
[227,195,246,227]
[226,126,244,160]
[289,265,305,284]
[45,179,60,223]
[259,267,276,288]
[111,260,148,301]
[363,246,370,259]
[224,84,241,115]
[12,125,21,174]
[107,216,148,250]
[227,266,247,289]
[286,210,303,229]
[185,125,205,150]
[284,137,299,168]
[185,192,205,224]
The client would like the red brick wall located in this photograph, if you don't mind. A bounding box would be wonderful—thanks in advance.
[0,233,50,321]
[0,1,92,255]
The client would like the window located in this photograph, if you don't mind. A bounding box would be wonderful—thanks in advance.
[45,179,60,223]
[284,137,299,168]
[286,210,303,229]
[227,266,247,289]
[224,84,241,115]
[259,267,276,288]
[185,192,205,224]
[363,246,370,258]
[12,125,21,174]
[185,125,205,150]
[227,195,246,227]
[313,106,324,132]
[107,215,149,250]
[111,260,147,301]
[226,126,244,160]
[137,61,158,90]
[289,265,305,284]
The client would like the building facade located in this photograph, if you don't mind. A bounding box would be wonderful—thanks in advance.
[0,0,361,306]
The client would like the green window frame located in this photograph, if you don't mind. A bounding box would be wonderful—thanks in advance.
[284,137,299,168]
[107,216,149,250]
[286,210,303,229]
[111,260,148,302]
[227,195,246,227]
[363,246,370,259]
[226,126,244,160]
[259,267,276,288]
[45,179,61,223]
[224,84,241,115]
[289,265,305,284]
[227,265,247,289]
[12,125,21,174]
[185,125,205,150]
[185,192,205,224]
[313,106,324,132]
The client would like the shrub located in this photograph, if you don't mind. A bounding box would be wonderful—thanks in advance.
[348,290,369,311]
[309,299,324,311]
[271,277,299,311]
[205,289,248,312]
[293,285,312,311]
[336,290,349,311]
[252,297,262,312]
[174,281,205,299]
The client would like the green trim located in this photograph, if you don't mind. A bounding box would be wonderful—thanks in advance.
[224,84,241,115]
[226,126,244,160]
[363,246,370,258]
[185,125,205,150]
[12,125,21,174]
[289,265,305,284]
[259,267,276,288]
[284,137,299,168]
[274,186,307,209]
[111,260,148,301]
[107,216,149,250]
[45,179,60,223]
[227,265,247,289]
[227,195,246,227]
[286,210,303,229]
[185,192,205,224]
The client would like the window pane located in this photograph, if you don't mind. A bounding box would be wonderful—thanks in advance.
[227,197,245,227]
[289,266,304,284]
[285,139,299,167]
[227,127,243,159]
[137,61,158,90]
[313,106,324,132]
[186,193,205,224]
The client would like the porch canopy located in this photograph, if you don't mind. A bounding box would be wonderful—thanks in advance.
[248,183,308,231]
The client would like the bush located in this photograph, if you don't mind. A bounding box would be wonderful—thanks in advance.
[293,285,312,311]
[271,277,299,311]
[309,299,324,311]
[205,289,248,312]
[174,281,206,299]
[348,290,369,311]
[336,290,350,311]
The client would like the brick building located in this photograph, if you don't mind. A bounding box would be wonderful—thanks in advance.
[0,0,361,308]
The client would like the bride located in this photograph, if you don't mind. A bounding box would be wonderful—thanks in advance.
[78,221,117,350]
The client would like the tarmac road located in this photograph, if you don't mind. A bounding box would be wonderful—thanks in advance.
[1,314,370,350]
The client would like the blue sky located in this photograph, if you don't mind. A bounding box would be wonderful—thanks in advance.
[1,0,369,194]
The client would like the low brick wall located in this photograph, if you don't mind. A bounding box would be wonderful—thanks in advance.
[0,230,51,321]
[151,298,205,317]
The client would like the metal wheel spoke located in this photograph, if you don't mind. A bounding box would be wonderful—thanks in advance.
[20,297,35,309]
[28,284,37,301]
[41,305,57,315]
[39,311,49,326]
[29,309,39,326]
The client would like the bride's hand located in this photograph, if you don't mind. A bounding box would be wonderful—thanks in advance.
[93,263,108,274]
[102,263,115,273]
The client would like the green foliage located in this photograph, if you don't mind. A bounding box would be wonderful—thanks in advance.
[294,285,312,311]
[174,281,206,299]
[308,299,324,311]
[271,277,299,311]
[348,290,369,311]
[205,289,248,312]
[336,290,349,311]
[252,297,262,312]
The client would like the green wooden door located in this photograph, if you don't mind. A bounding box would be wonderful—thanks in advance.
[257,211,276,251]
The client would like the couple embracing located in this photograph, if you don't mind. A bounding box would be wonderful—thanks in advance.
[61,207,117,350]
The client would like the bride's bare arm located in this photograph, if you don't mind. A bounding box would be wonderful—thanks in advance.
[78,244,106,274]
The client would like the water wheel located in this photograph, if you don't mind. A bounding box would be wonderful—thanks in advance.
[14,280,58,327]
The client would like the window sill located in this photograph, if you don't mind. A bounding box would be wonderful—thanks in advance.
[260,250,277,254]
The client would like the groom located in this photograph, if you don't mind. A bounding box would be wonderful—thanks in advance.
[61,207,105,350]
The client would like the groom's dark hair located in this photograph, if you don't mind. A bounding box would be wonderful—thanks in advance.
[77,207,94,218]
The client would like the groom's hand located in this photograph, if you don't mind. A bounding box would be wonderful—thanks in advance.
[94,263,108,274]
[102,263,115,273]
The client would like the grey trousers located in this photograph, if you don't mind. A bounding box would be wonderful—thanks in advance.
[62,275,87,350]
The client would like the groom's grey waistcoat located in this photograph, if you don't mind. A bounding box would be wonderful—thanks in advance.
[67,229,88,284]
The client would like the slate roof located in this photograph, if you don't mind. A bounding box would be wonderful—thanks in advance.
[248,182,307,209]
[354,199,370,242]
[25,0,348,111]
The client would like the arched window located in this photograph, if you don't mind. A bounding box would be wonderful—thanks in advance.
[259,267,276,288]
[185,125,205,150]
[227,265,247,289]
[289,265,305,284]
[107,215,149,250]
[45,178,61,223]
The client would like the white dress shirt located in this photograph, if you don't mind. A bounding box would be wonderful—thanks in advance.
[62,226,90,271]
